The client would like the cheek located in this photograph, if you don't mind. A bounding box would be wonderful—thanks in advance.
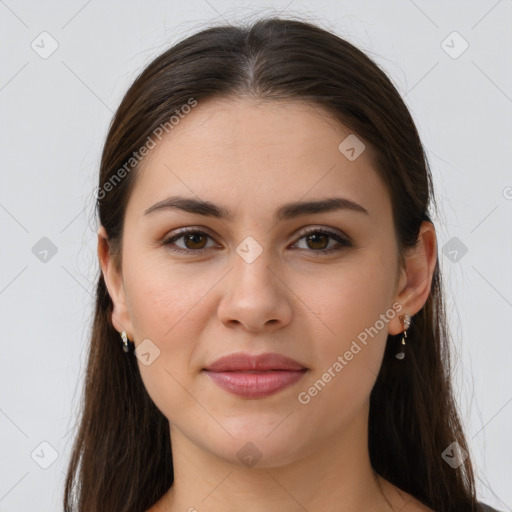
[294,253,396,412]
[299,251,396,347]
[123,259,215,414]
[125,252,212,342]
[123,240,398,432]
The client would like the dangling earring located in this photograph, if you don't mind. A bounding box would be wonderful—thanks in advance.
[120,331,131,353]
[395,314,411,360]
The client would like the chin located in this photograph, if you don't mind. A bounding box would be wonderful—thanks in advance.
[204,424,309,469]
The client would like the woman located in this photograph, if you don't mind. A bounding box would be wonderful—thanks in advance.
[63,16,502,512]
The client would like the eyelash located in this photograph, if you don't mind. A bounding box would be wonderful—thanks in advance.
[161,227,352,255]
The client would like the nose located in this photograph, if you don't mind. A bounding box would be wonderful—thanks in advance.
[217,246,294,333]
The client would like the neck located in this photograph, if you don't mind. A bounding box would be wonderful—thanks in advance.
[156,405,399,512]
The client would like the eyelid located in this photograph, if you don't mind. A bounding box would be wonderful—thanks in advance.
[162,225,352,254]
[163,227,219,251]
[291,226,352,253]
[294,225,350,242]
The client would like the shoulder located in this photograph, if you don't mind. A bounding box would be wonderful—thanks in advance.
[398,499,503,512]
[376,475,433,511]
[378,475,503,512]
[399,498,504,512]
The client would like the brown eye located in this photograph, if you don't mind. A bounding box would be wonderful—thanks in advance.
[304,232,330,251]
[162,227,351,255]
[163,229,216,253]
[293,228,352,254]
[181,232,208,250]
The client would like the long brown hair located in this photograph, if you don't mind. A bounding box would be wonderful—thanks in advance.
[64,16,478,511]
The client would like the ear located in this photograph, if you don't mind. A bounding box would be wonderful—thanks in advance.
[97,225,134,339]
[388,221,437,335]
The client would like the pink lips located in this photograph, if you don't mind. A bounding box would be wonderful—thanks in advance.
[202,352,308,398]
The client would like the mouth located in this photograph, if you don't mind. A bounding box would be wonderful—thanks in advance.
[202,352,308,399]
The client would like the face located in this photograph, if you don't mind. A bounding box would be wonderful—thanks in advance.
[100,97,415,467]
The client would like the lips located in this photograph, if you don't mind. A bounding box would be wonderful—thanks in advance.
[203,352,307,372]
[202,352,308,398]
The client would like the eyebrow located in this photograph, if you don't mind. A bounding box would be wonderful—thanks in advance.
[143,195,369,221]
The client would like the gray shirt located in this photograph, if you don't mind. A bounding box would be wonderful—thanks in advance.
[477,502,503,512]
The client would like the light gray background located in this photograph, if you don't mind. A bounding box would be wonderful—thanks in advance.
[1,1,511,511]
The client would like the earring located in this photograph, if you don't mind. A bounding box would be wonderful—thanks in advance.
[120,331,131,353]
[395,314,411,360]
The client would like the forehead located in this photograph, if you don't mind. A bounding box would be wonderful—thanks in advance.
[126,97,389,222]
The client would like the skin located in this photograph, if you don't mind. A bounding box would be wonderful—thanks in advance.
[98,97,437,512]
